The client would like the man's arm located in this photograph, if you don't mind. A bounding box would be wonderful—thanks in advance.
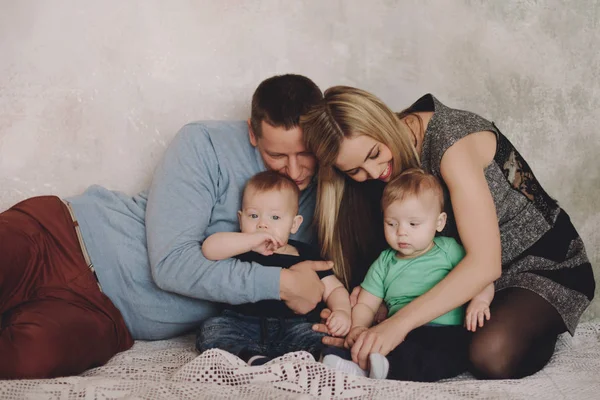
[146,124,280,304]
[146,123,329,312]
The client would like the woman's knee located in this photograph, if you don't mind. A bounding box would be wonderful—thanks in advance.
[469,329,557,379]
[469,328,519,379]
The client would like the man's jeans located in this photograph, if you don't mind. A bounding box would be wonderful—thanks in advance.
[196,309,326,360]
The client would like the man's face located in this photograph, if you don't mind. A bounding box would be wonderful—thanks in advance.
[248,120,317,191]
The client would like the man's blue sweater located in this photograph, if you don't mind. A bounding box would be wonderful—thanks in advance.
[67,121,317,340]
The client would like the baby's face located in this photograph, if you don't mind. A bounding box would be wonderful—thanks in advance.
[238,188,301,244]
[383,192,445,258]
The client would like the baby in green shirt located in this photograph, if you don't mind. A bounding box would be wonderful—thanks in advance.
[324,169,495,381]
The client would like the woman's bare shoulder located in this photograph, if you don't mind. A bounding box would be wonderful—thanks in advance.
[441,130,497,173]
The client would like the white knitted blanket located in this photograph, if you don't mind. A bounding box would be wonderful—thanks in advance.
[1,322,599,399]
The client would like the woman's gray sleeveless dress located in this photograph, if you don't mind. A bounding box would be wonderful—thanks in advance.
[407,94,594,335]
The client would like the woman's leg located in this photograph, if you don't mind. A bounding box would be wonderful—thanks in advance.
[469,287,566,379]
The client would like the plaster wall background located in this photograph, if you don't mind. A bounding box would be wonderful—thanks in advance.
[1,0,598,319]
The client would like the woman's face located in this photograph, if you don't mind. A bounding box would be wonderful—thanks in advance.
[334,135,393,182]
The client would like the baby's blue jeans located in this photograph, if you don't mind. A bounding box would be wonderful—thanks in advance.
[196,309,326,360]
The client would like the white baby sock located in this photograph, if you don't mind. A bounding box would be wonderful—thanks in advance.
[368,353,389,379]
[322,355,367,377]
[247,355,270,366]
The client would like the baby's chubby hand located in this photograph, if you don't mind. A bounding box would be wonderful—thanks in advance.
[465,299,491,332]
[250,232,283,256]
[326,310,351,337]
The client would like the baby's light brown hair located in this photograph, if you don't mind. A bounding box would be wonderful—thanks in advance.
[243,170,300,213]
[381,168,445,212]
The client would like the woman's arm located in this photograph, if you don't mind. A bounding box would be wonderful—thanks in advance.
[146,124,328,313]
[387,130,502,335]
[348,131,502,368]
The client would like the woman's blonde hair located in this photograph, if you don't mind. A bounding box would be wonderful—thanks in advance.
[301,86,420,287]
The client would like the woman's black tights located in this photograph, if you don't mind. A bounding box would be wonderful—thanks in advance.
[469,287,566,379]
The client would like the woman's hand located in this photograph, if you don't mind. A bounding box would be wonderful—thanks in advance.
[344,326,368,349]
[313,286,390,346]
[350,318,407,370]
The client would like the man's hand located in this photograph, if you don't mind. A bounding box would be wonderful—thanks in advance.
[465,298,491,332]
[351,318,407,370]
[326,310,351,337]
[250,232,284,256]
[280,260,332,315]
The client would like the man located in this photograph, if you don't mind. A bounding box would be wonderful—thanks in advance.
[0,74,330,379]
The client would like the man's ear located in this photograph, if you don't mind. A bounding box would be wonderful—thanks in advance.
[290,215,304,234]
[247,119,258,147]
[436,212,447,232]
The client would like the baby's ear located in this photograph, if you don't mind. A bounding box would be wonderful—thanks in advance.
[290,215,304,234]
[237,210,242,224]
[436,212,447,232]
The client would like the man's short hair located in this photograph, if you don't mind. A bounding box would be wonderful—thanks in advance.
[250,74,322,138]
[382,168,445,212]
[243,170,300,212]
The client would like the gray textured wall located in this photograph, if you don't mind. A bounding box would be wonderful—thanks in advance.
[1,0,599,320]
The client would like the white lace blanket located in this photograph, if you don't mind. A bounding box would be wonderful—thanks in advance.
[2,322,599,399]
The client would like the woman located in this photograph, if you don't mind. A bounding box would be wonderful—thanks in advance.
[302,87,595,379]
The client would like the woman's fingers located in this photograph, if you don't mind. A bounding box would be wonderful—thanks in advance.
[353,332,376,370]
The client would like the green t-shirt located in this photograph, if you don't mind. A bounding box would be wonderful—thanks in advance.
[361,236,466,326]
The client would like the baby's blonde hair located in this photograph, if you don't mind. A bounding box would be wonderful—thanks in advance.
[382,168,444,212]
[243,171,300,214]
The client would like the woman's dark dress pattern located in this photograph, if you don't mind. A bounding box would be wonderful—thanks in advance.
[408,94,594,334]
